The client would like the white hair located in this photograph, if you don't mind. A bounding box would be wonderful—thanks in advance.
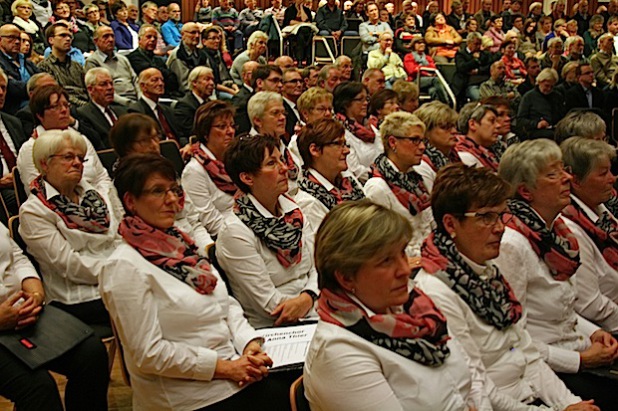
[32,129,88,174]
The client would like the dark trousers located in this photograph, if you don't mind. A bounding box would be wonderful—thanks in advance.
[556,371,617,411]
[50,299,112,339]
[289,27,313,63]
[0,334,109,411]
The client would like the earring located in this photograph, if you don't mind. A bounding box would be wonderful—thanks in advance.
[392,146,397,153]
[450,232,457,239]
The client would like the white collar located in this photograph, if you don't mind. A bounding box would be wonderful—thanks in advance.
[246,192,299,218]
[42,179,88,201]
[308,168,335,191]
[570,194,611,223]
[142,96,158,111]
[459,252,496,280]
[283,96,296,108]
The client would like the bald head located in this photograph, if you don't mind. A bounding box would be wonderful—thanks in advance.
[242,60,260,86]
[181,22,200,48]
[139,68,165,100]
[274,55,295,71]
[0,24,21,56]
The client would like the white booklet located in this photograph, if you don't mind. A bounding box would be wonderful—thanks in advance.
[256,323,317,371]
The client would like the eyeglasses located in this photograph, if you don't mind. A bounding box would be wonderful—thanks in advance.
[545,165,572,181]
[284,78,303,84]
[16,5,32,9]
[352,96,370,103]
[267,109,287,117]
[212,122,237,131]
[323,139,350,149]
[312,106,333,113]
[462,210,513,226]
[0,35,21,42]
[49,153,88,163]
[391,135,426,145]
[142,185,184,198]
[46,102,71,111]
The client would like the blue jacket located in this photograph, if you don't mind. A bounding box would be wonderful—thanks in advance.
[111,20,139,50]
[161,19,183,47]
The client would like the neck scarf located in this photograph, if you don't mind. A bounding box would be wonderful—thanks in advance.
[318,287,451,366]
[507,199,580,281]
[562,199,618,270]
[282,145,299,180]
[412,51,429,66]
[335,113,376,144]
[119,215,217,294]
[421,231,523,329]
[190,143,237,195]
[455,136,500,171]
[422,144,462,172]
[13,16,39,34]
[604,189,618,217]
[30,175,110,234]
[299,169,365,210]
[49,15,79,33]
[234,193,304,268]
[370,153,431,216]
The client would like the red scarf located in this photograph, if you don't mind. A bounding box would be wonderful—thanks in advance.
[455,136,500,171]
[190,143,237,195]
[336,113,376,144]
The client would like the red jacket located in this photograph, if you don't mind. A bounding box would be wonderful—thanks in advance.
[403,52,437,80]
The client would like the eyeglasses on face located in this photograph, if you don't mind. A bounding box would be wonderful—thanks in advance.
[141,184,184,198]
[323,139,350,149]
[462,210,513,226]
[390,135,426,146]
[49,153,88,163]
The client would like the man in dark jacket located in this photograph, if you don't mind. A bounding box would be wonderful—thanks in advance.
[453,32,494,103]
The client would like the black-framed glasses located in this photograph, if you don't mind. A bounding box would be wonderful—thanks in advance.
[142,185,184,198]
[352,96,370,103]
[284,78,303,84]
[0,35,20,41]
[49,153,88,163]
[323,139,350,149]
[462,210,513,226]
[391,135,426,145]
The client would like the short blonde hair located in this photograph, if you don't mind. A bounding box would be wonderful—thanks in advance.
[297,87,332,114]
[247,30,268,49]
[498,139,562,191]
[379,112,426,152]
[315,199,412,291]
[392,79,419,103]
[11,0,32,15]
[414,100,458,132]
[248,91,282,126]
[33,129,88,174]
[536,68,559,84]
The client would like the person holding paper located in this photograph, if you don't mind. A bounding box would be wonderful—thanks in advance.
[216,134,319,329]
[100,154,292,411]
[0,221,109,410]
[304,199,493,411]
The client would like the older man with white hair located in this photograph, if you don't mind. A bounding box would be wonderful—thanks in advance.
[176,66,216,140]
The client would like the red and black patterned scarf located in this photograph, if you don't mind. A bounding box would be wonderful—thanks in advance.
[119,215,218,294]
[234,193,304,268]
[455,136,500,171]
[298,169,365,210]
[421,230,522,329]
[335,113,376,144]
[30,175,110,234]
[190,143,237,195]
[422,144,462,172]
[507,199,580,281]
[318,286,451,366]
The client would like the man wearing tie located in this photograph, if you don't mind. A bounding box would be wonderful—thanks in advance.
[77,67,128,150]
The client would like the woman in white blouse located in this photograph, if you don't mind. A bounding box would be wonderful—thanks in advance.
[333,81,384,183]
[295,118,365,239]
[101,154,291,411]
[19,130,121,337]
[216,134,318,328]
[496,139,618,410]
[364,112,434,260]
[416,163,597,411]
[560,137,618,333]
[182,101,238,225]
[304,199,492,411]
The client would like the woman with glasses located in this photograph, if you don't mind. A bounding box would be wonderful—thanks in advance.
[19,129,121,337]
[11,0,45,55]
[455,102,500,171]
[413,101,460,191]
[416,163,598,411]
[333,81,383,183]
[45,0,94,55]
[364,112,433,261]
[101,154,292,411]
[495,139,618,410]
[83,3,103,33]
[295,118,365,239]
[216,134,319,329]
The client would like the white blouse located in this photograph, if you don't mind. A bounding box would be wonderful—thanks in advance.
[344,128,384,183]
[494,226,600,374]
[100,242,260,411]
[413,159,437,192]
[457,151,484,168]
[19,180,122,305]
[0,223,39,303]
[216,194,319,328]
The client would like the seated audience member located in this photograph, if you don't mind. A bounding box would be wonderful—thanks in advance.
[424,12,462,63]
[316,0,351,39]
[583,14,604,56]
[361,67,386,95]
[455,103,500,171]
[392,79,419,113]
[564,36,587,65]
[295,118,364,237]
[45,0,93,56]
[446,0,469,35]
[479,60,522,109]
[416,163,598,411]
[560,137,618,333]
[367,32,407,87]
[110,1,139,51]
[496,139,618,411]
[573,0,591,35]
[540,38,568,75]
[516,68,566,140]
[129,68,182,146]
[304,199,492,410]
[554,111,607,144]
[230,30,268,86]
[345,0,365,21]
[518,18,538,57]
[161,3,182,47]
[212,0,243,55]
[302,64,320,88]
[414,101,460,191]
[127,25,180,97]
[202,26,237,99]
[564,63,604,113]
[83,3,105,34]
[264,0,287,26]
[239,0,263,38]
[281,68,303,138]
[474,0,494,30]
[453,31,493,102]
[77,67,128,150]
[483,14,505,53]
[333,81,383,182]
[38,23,89,107]
[364,112,433,259]
[273,55,295,71]
[234,64,282,134]
[0,221,109,410]
[316,64,342,93]
[17,85,111,194]
[590,33,618,89]
[182,101,237,232]
[11,0,45,55]
[282,0,313,66]
[19,130,120,336]
[194,0,213,22]
[555,61,579,97]
[482,95,519,159]
[394,13,419,56]
[359,2,393,53]
[85,25,139,105]
[176,66,216,141]
[403,37,448,103]
[230,60,258,123]
[216,135,318,328]
[367,89,399,127]
[166,22,208,93]
[102,154,292,410]
[500,39,527,84]
[0,23,41,115]
[517,56,540,96]
[334,55,353,82]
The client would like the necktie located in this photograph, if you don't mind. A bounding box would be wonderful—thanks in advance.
[0,130,16,173]
[585,89,593,109]
[156,105,177,142]
[105,107,117,125]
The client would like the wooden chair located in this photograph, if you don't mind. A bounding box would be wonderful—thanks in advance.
[160,139,185,175]
[290,376,310,411]
[12,167,27,209]
[96,148,118,177]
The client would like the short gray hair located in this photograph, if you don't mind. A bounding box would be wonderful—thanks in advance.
[598,33,614,48]
[32,129,88,174]
[498,139,562,190]
[138,23,157,37]
[188,66,213,91]
[84,67,112,87]
[554,111,606,143]
[379,112,426,152]
[547,37,563,49]
[82,3,99,14]
[561,136,616,181]
[247,30,268,49]
[141,1,157,9]
[26,73,55,95]
[248,91,282,126]
[414,100,458,132]
[457,102,497,134]
[536,68,559,84]
[564,35,583,50]
[466,31,482,43]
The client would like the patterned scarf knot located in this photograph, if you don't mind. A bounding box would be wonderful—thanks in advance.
[298,169,365,210]
[455,136,500,171]
[190,143,238,195]
[335,113,376,144]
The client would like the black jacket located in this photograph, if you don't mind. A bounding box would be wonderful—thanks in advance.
[76,102,128,149]
[127,48,181,98]
[283,98,301,140]
[564,84,605,113]
[0,112,27,174]
[0,52,40,115]
[175,92,202,141]
[452,47,494,98]
[231,85,253,135]
[128,98,184,146]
